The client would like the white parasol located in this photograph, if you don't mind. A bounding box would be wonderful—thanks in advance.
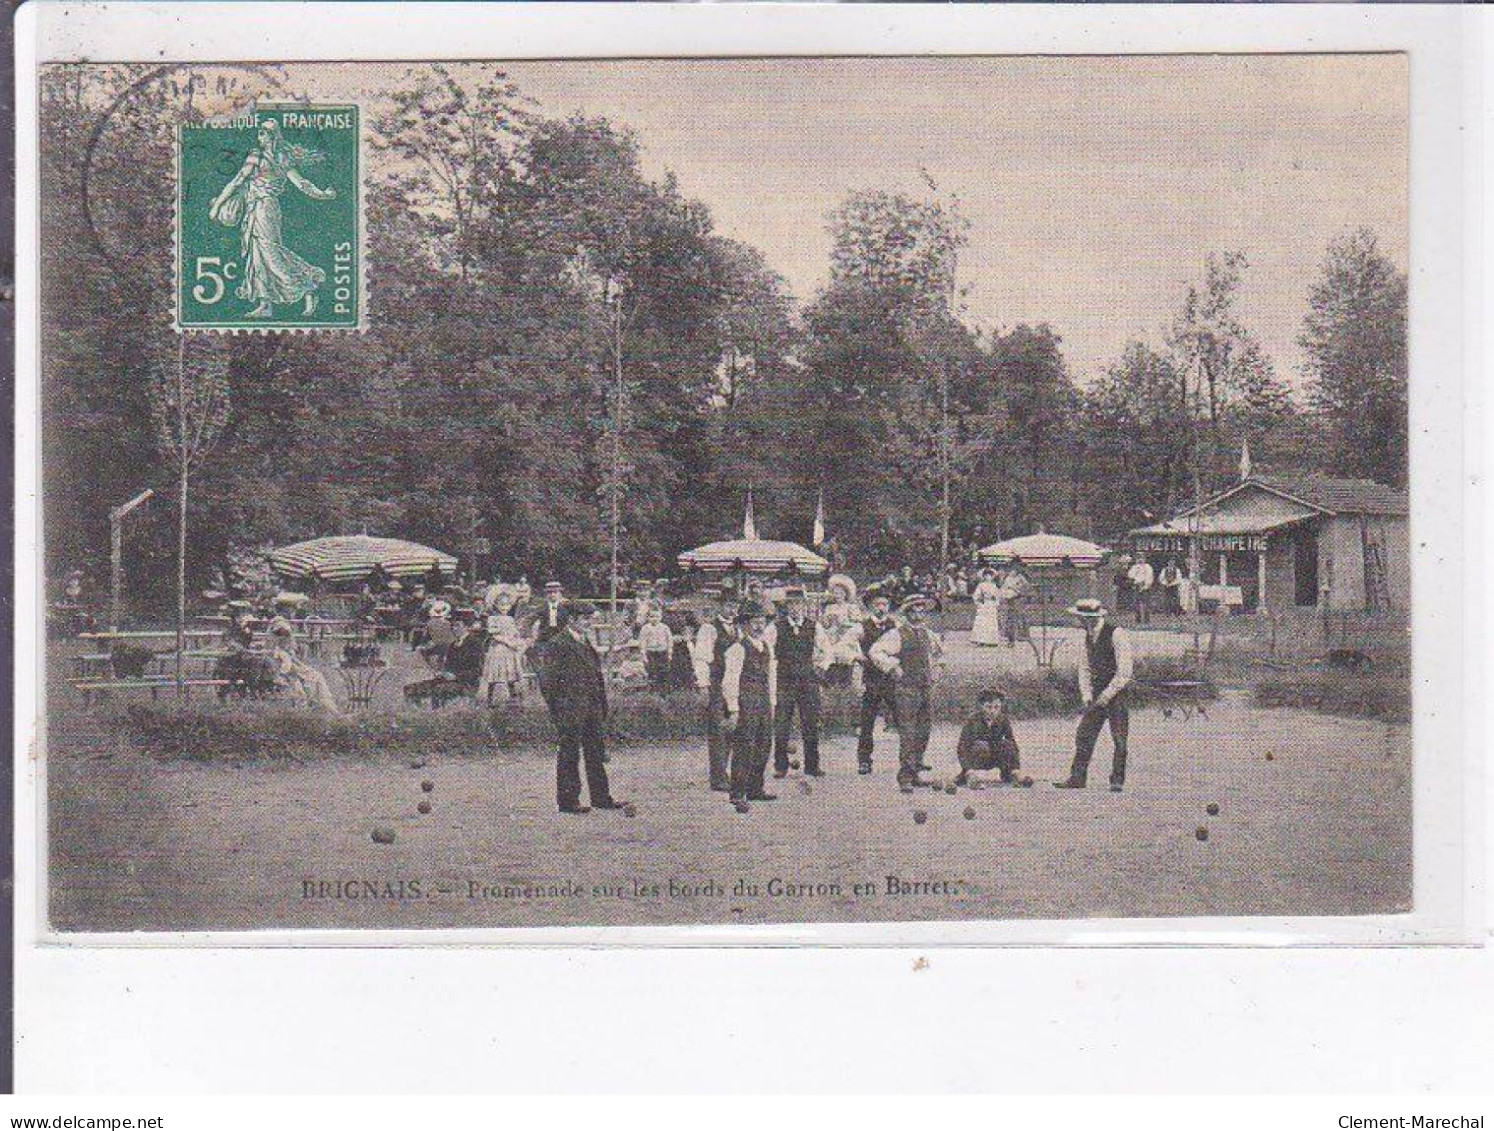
[978,531,1108,569]
[267,535,458,582]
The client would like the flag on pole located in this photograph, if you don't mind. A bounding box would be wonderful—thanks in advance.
[743,487,758,541]
[812,489,826,547]
[1239,438,1253,481]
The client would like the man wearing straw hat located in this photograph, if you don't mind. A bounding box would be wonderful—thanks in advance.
[868,594,943,791]
[1054,598,1135,792]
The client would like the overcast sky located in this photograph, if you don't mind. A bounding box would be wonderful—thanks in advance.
[302,55,1407,388]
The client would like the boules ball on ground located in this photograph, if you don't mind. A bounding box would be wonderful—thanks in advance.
[1195,827,1209,842]
[1020,776,1034,788]
[913,810,928,825]
[421,780,434,793]
[789,760,801,771]
[371,826,396,845]
[417,801,431,815]
[944,784,957,795]
[623,804,637,818]
[1206,803,1220,816]
[963,806,976,820]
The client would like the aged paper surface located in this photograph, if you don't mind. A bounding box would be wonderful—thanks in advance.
[34,49,1422,935]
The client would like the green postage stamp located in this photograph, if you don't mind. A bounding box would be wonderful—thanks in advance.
[176,102,361,331]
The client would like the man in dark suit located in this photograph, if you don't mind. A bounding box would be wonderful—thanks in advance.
[444,610,487,695]
[536,600,623,814]
[530,580,567,646]
[526,579,567,677]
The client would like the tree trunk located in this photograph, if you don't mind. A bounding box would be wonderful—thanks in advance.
[176,466,187,703]
[176,340,188,704]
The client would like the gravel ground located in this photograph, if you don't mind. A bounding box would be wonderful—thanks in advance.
[46,693,1411,932]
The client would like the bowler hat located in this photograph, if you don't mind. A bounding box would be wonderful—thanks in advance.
[1066,598,1107,618]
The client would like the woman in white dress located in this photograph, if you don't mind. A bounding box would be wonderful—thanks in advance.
[970,568,1005,646]
[267,617,341,714]
[480,589,526,706]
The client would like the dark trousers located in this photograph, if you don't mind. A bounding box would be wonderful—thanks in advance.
[959,739,1020,779]
[556,713,613,809]
[1133,589,1151,625]
[894,682,932,786]
[1067,699,1130,786]
[856,675,899,767]
[645,651,671,691]
[729,699,773,799]
[774,677,821,773]
[705,686,730,789]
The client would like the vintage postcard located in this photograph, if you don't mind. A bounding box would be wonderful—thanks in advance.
[29,44,1437,938]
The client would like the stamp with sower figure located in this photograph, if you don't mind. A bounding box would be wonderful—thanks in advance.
[176,102,361,331]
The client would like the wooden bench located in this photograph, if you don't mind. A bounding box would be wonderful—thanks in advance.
[73,678,230,706]
[72,653,114,679]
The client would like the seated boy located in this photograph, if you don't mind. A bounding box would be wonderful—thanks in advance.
[954,688,1023,786]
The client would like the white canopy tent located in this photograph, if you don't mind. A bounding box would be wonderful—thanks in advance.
[977,531,1108,569]
[677,490,829,578]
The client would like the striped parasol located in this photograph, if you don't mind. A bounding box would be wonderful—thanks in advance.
[977,532,1108,569]
[677,538,829,578]
[267,535,458,582]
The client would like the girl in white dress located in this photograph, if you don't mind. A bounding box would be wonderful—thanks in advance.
[970,568,1005,646]
[480,589,526,706]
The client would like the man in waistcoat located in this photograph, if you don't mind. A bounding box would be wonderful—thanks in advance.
[721,600,778,805]
[770,587,828,779]
[869,594,943,792]
[1055,598,1135,793]
[693,587,741,792]
[855,592,901,775]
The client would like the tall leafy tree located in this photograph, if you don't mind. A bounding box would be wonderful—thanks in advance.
[1168,252,1292,490]
[1299,228,1408,486]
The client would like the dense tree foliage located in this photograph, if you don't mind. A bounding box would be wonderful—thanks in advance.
[39,65,1410,613]
[1300,228,1409,487]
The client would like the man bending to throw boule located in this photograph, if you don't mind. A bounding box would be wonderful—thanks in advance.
[1054,598,1134,793]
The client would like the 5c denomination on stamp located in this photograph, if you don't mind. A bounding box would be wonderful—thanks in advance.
[176,102,362,331]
